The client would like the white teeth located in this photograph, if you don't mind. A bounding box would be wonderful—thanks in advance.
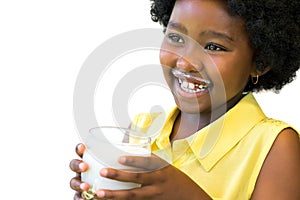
[188,82,195,89]
[182,81,188,88]
[178,78,208,93]
[172,69,211,94]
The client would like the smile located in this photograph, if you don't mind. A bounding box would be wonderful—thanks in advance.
[172,69,211,94]
[179,79,208,93]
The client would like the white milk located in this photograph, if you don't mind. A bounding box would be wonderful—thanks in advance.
[82,145,150,191]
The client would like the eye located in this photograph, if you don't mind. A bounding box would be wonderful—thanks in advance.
[205,43,227,51]
[167,33,185,44]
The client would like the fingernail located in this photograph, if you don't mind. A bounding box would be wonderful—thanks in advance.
[76,144,81,151]
[118,156,126,164]
[96,190,106,198]
[77,143,84,151]
[80,183,84,190]
[80,182,89,191]
[79,162,88,171]
[100,168,108,176]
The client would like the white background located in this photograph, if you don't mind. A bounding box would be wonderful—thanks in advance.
[0,0,298,199]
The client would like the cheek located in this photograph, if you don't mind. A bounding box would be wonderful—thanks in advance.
[210,56,253,93]
[159,51,173,86]
[159,48,177,69]
[220,64,252,95]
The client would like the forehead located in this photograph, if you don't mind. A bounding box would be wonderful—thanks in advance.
[170,0,247,40]
[172,0,235,24]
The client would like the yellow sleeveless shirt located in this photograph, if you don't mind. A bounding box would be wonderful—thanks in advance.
[130,93,299,199]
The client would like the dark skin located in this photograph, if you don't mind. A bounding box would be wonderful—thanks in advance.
[170,92,245,142]
[70,0,300,199]
[70,144,212,200]
[70,128,300,200]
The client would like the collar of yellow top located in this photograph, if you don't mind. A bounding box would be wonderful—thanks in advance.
[154,93,266,172]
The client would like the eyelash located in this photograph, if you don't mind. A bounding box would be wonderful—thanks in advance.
[167,33,184,44]
[205,43,228,51]
[167,33,228,52]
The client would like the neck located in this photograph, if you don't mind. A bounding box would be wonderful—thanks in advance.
[170,92,246,142]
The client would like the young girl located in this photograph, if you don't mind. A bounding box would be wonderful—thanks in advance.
[70,0,300,199]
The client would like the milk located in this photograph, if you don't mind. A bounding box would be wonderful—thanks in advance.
[81,126,151,199]
[82,148,150,191]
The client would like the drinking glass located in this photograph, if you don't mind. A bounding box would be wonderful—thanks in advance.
[81,126,151,199]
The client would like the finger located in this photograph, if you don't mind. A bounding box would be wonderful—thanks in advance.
[96,185,161,200]
[70,176,90,192]
[69,159,89,173]
[118,154,169,171]
[100,168,164,185]
[76,143,86,157]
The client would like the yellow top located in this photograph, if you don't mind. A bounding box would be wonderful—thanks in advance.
[130,93,299,199]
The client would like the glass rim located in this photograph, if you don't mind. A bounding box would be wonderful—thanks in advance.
[88,125,151,140]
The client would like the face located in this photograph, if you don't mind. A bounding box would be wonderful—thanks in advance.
[160,0,256,114]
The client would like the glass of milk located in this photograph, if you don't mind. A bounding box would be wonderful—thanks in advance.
[81,126,151,199]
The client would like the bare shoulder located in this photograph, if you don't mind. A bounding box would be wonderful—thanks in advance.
[251,128,300,200]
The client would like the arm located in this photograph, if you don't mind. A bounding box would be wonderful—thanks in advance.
[251,128,300,200]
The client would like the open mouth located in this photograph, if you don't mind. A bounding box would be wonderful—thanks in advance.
[171,69,211,94]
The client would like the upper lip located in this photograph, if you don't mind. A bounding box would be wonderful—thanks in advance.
[171,69,211,86]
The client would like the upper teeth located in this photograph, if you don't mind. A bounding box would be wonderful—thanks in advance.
[178,78,207,93]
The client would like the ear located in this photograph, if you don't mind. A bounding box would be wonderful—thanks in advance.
[250,66,271,77]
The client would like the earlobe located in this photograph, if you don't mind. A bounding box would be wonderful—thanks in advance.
[250,66,271,85]
[259,66,271,76]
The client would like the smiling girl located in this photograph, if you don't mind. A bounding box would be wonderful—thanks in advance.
[70,0,300,199]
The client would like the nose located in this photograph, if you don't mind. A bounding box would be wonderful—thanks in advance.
[176,56,199,73]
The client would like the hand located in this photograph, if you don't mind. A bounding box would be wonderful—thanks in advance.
[69,143,90,200]
[95,154,212,200]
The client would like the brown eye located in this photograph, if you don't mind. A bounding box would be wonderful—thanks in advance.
[205,43,227,51]
[168,33,185,44]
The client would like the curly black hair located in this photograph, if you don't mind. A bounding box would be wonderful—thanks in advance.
[150,0,300,92]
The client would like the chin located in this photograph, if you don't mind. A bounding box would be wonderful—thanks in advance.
[174,97,212,114]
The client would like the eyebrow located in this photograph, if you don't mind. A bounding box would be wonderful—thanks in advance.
[167,21,188,33]
[200,30,234,43]
[168,21,234,42]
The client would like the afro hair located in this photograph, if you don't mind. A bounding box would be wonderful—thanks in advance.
[150,0,300,92]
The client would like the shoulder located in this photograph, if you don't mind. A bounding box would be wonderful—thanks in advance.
[272,128,300,155]
[251,128,300,199]
[250,118,298,142]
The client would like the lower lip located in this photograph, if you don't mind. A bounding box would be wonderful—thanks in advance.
[175,79,210,98]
